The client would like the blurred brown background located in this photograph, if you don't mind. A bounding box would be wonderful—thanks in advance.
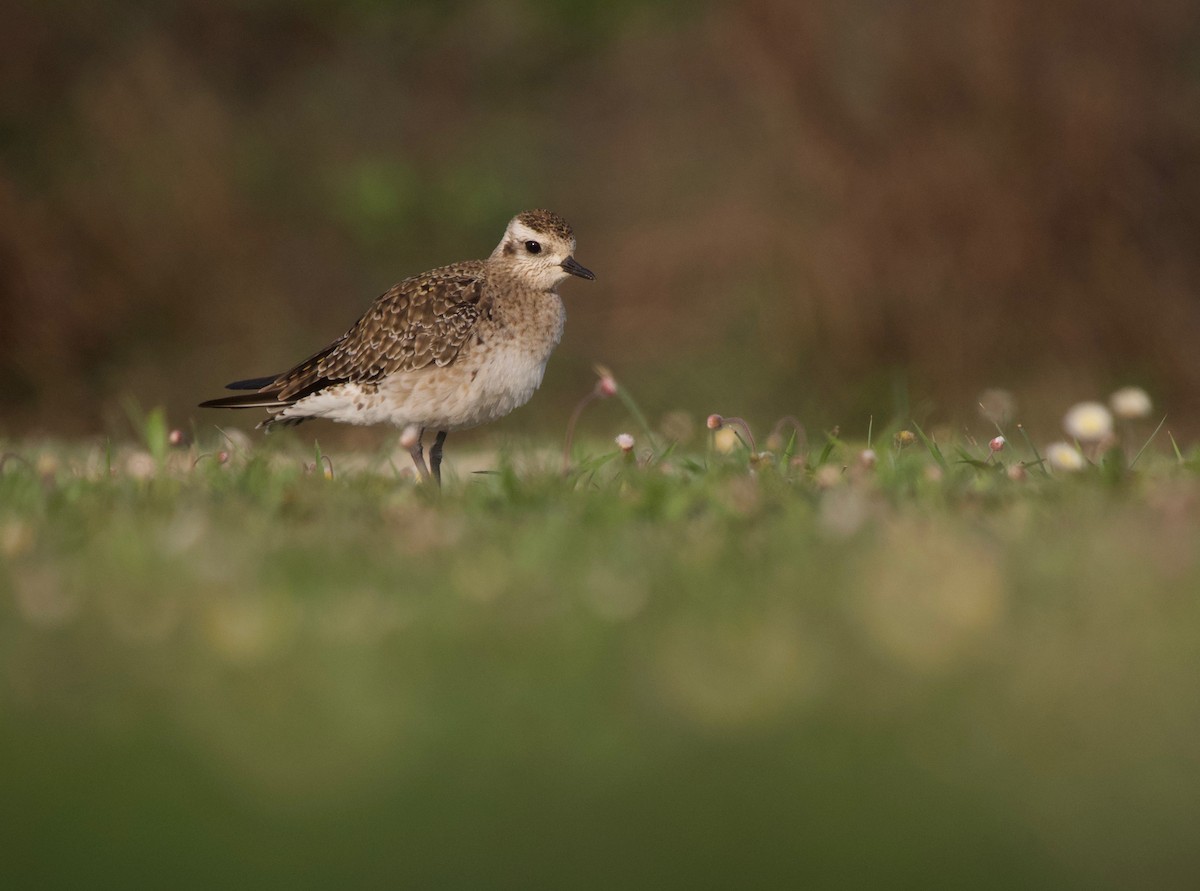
[3,0,1199,440]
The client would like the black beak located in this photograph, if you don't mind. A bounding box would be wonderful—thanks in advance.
[561,256,596,280]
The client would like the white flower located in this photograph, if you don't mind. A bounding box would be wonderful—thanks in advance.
[1062,402,1113,442]
[1109,386,1152,420]
[615,433,635,452]
[859,448,878,469]
[1045,441,1085,472]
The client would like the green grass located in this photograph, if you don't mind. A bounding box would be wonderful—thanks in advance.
[2,421,1200,889]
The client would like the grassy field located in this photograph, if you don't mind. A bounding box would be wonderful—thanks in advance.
[2,407,1199,889]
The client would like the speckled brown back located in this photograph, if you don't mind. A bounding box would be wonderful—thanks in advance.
[270,261,492,401]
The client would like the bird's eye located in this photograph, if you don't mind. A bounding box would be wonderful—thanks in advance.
[524,240,542,254]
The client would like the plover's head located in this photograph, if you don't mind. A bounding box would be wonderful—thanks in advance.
[491,209,595,289]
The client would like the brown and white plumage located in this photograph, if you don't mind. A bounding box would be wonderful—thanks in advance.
[200,209,594,483]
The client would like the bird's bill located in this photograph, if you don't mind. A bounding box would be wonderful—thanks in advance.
[561,256,596,280]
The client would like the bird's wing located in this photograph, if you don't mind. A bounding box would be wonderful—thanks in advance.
[270,263,491,402]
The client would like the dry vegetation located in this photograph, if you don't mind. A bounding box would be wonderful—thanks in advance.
[3,0,1199,434]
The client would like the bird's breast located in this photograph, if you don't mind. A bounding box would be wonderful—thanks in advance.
[486,289,565,355]
[467,290,565,416]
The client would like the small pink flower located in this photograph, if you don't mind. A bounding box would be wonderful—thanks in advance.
[168,429,186,447]
[859,448,878,469]
[615,433,635,453]
[706,414,724,430]
[593,364,618,398]
[989,435,1006,452]
[216,450,230,465]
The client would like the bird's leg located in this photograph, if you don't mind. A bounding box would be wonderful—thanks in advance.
[407,427,430,481]
[430,430,448,487]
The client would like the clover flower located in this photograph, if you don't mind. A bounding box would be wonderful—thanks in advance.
[1109,386,1152,420]
[1062,402,1113,443]
[1045,441,1084,472]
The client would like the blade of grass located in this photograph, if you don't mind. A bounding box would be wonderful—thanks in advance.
[1129,415,1167,469]
[953,446,993,470]
[1168,431,1183,464]
[1017,424,1048,476]
[615,386,659,453]
[814,435,839,468]
[782,429,799,467]
[910,420,948,472]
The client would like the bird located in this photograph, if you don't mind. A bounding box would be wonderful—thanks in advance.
[199,209,594,485]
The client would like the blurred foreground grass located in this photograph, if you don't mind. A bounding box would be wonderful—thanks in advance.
[2,425,1199,889]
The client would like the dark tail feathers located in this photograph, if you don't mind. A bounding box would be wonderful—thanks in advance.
[225,375,280,391]
[199,374,285,410]
[198,392,289,410]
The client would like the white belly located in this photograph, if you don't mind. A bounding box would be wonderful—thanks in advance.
[276,339,554,432]
[387,342,553,432]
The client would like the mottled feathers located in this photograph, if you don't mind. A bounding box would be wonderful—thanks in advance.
[200,262,492,417]
[273,263,491,400]
[514,209,574,243]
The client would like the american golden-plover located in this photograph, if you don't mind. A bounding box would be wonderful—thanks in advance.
[200,209,594,484]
